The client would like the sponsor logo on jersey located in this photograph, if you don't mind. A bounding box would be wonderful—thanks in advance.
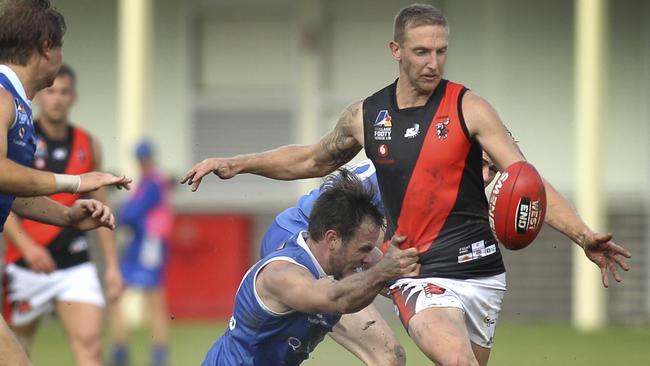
[18,127,25,138]
[35,138,48,159]
[404,123,420,138]
[69,237,89,254]
[435,117,450,140]
[374,110,392,127]
[374,110,392,140]
[377,144,389,157]
[16,102,30,125]
[52,147,68,160]
[457,240,497,263]
[287,337,302,351]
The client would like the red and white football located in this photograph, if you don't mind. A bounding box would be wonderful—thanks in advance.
[488,161,547,250]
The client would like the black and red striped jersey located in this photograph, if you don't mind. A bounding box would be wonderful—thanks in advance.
[363,79,505,279]
[5,123,95,269]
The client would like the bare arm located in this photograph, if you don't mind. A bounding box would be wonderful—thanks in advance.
[11,196,74,226]
[12,196,115,230]
[0,90,131,196]
[88,138,123,301]
[464,91,630,287]
[181,101,364,191]
[3,212,57,273]
[258,236,418,315]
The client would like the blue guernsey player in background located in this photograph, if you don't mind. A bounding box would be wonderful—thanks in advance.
[110,140,174,366]
[202,169,419,366]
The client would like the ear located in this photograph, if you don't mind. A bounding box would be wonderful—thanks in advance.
[323,229,341,250]
[389,40,401,62]
[39,40,51,59]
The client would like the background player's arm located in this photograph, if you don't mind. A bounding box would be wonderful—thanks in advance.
[88,138,124,302]
[259,238,418,314]
[463,91,630,287]
[0,90,131,195]
[181,101,364,191]
[3,212,56,273]
[11,196,115,230]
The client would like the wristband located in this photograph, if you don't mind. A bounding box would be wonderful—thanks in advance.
[54,174,81,194]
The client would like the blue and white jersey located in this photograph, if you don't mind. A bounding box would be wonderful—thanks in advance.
[263,160,383,255]
[0,65,36,231]
[203,232,341,366]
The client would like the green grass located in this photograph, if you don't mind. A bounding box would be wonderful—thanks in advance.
[30,319,650,365]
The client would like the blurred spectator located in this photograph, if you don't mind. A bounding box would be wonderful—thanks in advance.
[110,140,174,366]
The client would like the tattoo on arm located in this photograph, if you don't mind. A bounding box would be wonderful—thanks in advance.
[320,103,362,168]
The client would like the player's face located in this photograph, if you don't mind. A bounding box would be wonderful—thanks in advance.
[394,25,448,95]
[36,74,76,123]
[482,151,498,187]
[329,219,381,280]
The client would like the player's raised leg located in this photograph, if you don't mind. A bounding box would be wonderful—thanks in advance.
[329,304,406,366]
[55,301,103,366]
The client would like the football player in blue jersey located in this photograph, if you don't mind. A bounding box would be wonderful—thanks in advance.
[0,1,130,365]
[202,169,420,366]
[259,160,404,365]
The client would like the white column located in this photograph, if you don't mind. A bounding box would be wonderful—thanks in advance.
[117,0,153,179]
[295,0,324,193]
[573,0,608,331]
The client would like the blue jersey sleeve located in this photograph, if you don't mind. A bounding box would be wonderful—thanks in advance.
[119,181,162,226]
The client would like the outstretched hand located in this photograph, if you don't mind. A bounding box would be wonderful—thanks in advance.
[79,172,132,193]
[582,232,631,288]
[67,199,116,230]
[180,157,237,192]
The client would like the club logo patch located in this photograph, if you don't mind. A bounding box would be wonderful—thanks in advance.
[435,118,450,140]
[374,110,392,141]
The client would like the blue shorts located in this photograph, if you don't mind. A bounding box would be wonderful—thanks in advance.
[259,221,295,258]
[120,237,168,288]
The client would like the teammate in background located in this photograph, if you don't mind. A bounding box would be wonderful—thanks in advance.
[0,1,130,365]
[109,140,174,366]
[202,169,419,366]
[3,64,124,366]
[260,156,499,365]
[182,4,631,365]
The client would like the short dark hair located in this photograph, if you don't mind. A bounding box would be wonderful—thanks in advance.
[393,3,448,44]
[0,0,66,65]
[308,168,383,243]
[57,63,76,89]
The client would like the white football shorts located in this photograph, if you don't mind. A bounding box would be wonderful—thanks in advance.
[3,262,105,327]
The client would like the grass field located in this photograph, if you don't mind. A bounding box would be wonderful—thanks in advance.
[30,319,650,365]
